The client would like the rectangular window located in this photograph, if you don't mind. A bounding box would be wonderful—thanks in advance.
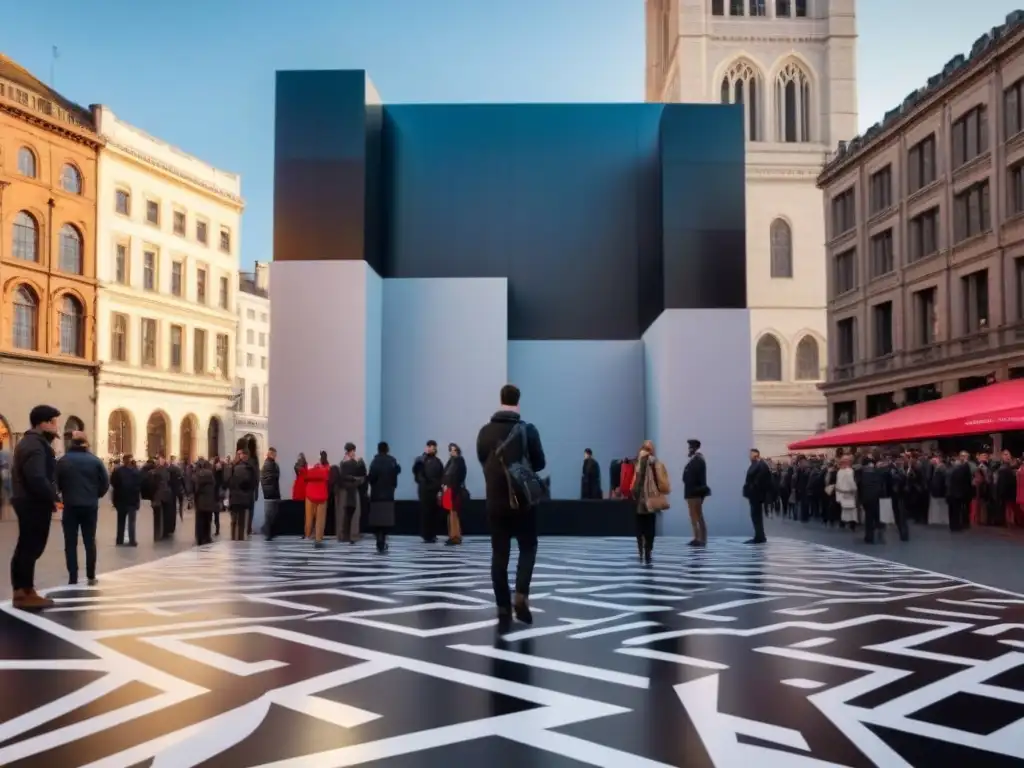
[869,229,894,278]
[261,356,267,370]
[831,187,856,236]
[114,243,128,284]
[748,0,766,15]
[258,332,266,347]
[169,325,183,371]
[219,276,229,309]
[219,227,231,253]
[141,318,157,367]
[1010,162,1024,216]
[953,180,991,243]
[908,207,939,262]
[246,309,256,320]
[962,269,989,333]
[1018,258,1024,320]
[171,261,183,297]
[836,318,856,366]
[729,0,743,14]
[115,189,130,216]
[914,287,937,346]
[246,328,254,345]
[794,0,806,15]
[173,210,186,236]
[234,378,245,412]
[111,313,128,362]
[145,200,160,226]
[834,248,856,295]
[246,353,255,367]
[196,220,208,244]
[216,334,230,378]
[907,134,936,192]
[951,105,988,169]
[193,329,207,374]
[872,301,893,357]
[868,165,892,215]
[196,267,207,304]
[776,0,790,14]
[143,251,156,291]
[711,0,724,13]
[1006,78,1024,138]
[260,312,268,322]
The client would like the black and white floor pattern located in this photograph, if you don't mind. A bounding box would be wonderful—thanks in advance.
[1,536,1023,767]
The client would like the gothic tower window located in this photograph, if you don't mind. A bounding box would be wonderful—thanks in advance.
[776,61,812,142]
[719,59,762,141]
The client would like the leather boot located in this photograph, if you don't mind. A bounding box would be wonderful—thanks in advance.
[13,589,54,610]
[513,592,533,625]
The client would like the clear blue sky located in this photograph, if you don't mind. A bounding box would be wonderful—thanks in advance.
[5,0,1019,268]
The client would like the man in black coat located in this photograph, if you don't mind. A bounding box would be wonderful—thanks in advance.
[55,433,109,586]
[10,405,62,610]
[742,448,772,544]
[857,455,887,544]
[143,455,175,540]
[476,384,546,627]
[111,455,143,547]
[946,451,974,532]
[368,442,401,553]
[261,448,282,540]
[225,446,257,541]
[192,459,219,545]
[412,440,444,542]
[682,439,709,546]
[580,449,602,499]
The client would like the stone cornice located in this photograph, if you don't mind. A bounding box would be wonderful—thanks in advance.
[101,138,244,208]
[747,165,821,180]
[0,101,101,150]
[711,35,824,44]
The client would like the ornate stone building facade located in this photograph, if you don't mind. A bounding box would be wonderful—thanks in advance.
[819,13,1024,452]
[0,55,100,449]
[645,0,858,456]
[93,106,242,462]
[231,262,270,457]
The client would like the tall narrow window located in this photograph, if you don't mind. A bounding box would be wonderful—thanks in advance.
[115,189,130,215]
[111,313,128,362]
[216,334,230,378]
[143,251,157,291]
[769,218,793,277]
[720,59,761,141]
[251,385,261,416]
[194,329,207,374]
[196,267,207,304]
[776,61,811,142]
[169,325,183,371]
[794,336,820,380]
[219,276,230,309]
[58,224,83,274]
[12,285,38,351]
[141,319,158,367]
[114,243,129,284]
[171,261,183,297]
[58,295,84,357]
[12,211,39,261]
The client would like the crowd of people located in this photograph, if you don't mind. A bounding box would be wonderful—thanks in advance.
[754,448,1024,542]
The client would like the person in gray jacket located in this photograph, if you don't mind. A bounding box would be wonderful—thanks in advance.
[55,432,109,585]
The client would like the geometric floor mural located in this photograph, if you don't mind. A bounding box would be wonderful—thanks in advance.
[1,536,1023,766]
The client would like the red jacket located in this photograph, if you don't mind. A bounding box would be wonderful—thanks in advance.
[620,461,636,497]
[292,466,307,501]
[304,463,330,504]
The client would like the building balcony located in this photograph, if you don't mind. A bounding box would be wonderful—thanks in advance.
[825,323,1024,388]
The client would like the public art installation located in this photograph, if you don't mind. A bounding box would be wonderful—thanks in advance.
[269,70,754,535]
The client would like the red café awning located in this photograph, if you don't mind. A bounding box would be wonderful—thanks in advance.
[788,379,1024,451]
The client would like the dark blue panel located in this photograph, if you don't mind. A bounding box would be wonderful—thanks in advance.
[659,103,746,164]
[274,70,368,263]
[383,104,664,340]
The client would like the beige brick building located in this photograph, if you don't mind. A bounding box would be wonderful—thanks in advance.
[818,12,1024,436]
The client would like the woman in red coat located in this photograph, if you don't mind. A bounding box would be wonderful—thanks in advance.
[292,453,308,501]
[304,452,331,546]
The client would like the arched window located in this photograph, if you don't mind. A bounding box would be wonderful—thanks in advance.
[59,295,85,357]
[17,147,36,177]
[719,59,762,141]
[795,335,821,380]
[251,385,260,415]
[12,285,38,351]
[776,61,812,142]
[770,218,793,278]
[147,411,169,459]
[108,409,133,458]
[59,224,83,274]
[60,164,82,194]
[63,416,84,454]
[12,211,39,262]
[755,334,783,381]
[207,417,222,459]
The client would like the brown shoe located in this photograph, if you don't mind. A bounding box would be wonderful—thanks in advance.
[13,589,54,611]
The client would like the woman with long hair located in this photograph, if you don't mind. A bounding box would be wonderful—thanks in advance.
[631,440,670,565]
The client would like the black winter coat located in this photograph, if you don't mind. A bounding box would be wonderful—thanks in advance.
[367,454,401,502]
[581,457,601,500]
[476,410,546,513]
[11,429,57,505]
[444,454,467,490]
[743,459,772,502]
[110,464,143,510]
[413,453,444,493]
[192,467,219,514]
[682,453,709,498]
[225,460,256,507]
[261,458,281,500]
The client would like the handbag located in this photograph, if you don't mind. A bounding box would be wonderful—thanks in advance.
[645,459,670,512]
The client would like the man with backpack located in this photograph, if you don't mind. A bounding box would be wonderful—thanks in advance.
[476,384,546,629]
